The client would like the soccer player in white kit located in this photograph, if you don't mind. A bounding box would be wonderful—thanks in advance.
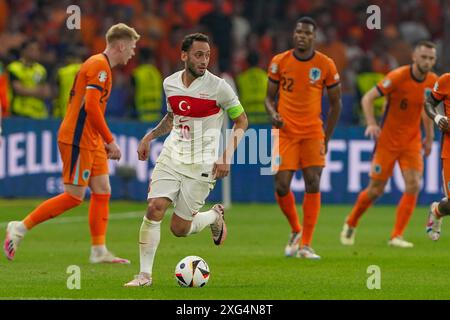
[125,33,248,287]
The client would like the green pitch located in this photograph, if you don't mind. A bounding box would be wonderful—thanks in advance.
[0,199,449,300]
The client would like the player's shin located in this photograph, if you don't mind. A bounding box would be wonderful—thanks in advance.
[346,189,373,227]
[301,192,321,246]
[391,193,417,238]
[89,193,110,250]
[139,217,161,275]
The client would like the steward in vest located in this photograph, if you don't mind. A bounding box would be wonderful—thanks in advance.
[237,51,268,124]
[131,47,162,121]
[54,47,82,118]
[8,39,51,119]
[355,57,385,124]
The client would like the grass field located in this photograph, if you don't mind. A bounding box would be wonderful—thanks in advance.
[0,199,449,300]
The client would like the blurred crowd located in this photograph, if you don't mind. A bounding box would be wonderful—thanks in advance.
[0,0,447,124]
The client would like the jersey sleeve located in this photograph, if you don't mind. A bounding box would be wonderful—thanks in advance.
[376,69,401,96]
[324,58,340,88]
[85,60,110,93]
[163,80,172,112]
[267,54,282,83]
[431,73,450,102]
[217,79,244,119]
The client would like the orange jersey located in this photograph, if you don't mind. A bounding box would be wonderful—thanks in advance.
[431,73,450,159]
[267,49,340,138]
[376,65,437,152]
[58,53,113,150]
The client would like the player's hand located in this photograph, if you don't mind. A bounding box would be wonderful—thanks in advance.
[434,115,449,132]
[137,137,151,161]
[212,160,230,179]
[105,141,121,160]
[364,124,381,140]
[423,137,433,157]
[270,112,284,128]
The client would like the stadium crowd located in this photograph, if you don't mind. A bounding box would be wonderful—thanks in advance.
[0,0,446,124]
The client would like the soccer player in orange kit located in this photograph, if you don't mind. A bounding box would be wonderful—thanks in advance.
[266,17,342,259]
[4,23,140,263]
[424,71,450,241]
[341,41,437,248]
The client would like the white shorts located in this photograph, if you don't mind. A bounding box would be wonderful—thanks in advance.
[148,162,215,221]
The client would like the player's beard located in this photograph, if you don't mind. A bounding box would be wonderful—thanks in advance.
[417,64,429,75]
[187,63,204,78]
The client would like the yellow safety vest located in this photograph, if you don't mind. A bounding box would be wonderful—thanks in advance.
[8,60,48,119]
[55,63,81,118]
[237,67,268,124]
[132,64,162,122]
[356,72,386,119]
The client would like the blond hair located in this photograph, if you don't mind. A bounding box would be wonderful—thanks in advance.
[105,23,140,44]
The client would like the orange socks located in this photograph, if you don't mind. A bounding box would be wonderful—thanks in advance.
[23,193,82,229]
[89,193,110,245]
[301,192,321,246]
[275,191,302,233]
[347,189,373,228]
[391,193,417,238]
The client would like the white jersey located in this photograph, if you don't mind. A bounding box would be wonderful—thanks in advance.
[158,70,241,181]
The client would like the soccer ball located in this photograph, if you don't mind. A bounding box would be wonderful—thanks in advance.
[175,255,210,287]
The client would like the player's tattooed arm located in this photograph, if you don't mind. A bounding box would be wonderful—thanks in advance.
[424,94,447,131]
[148,112,174,139]
[324,84,342,153]
[137,112,174,161]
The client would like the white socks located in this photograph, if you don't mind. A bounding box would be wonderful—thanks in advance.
[139,216,161,276]
[187,209,218,235]
[16,221,28,235]
[91,244,107,257]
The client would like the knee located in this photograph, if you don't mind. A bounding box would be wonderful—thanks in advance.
[275,179,291,196]
[405,180,421,195]
[304,175,320,193]
[146,200,166,221]
[368,185,385,200]
[97,186,111,194]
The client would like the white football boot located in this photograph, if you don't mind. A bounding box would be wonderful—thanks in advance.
[340,223,356,246]
[124,273,152,287]
[285,231,302,257]
[89,251,131,264]
[296,245,321,260]
[388,236,414,248]
[3,221,25,261]
[426,202,443,241]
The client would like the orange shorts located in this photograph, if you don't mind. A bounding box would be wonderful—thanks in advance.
[58,142,109,187]
[370,145,423,181]
[272,135,325,172]
[441,158,450,198]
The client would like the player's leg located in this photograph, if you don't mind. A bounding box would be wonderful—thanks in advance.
[297,165,322,259]
[341,178,387,245]
[125,163,178,287]
[426,158,450,240]
[4,143,85,260]
[88,174,130,264]
[341,146,394,245]
[273,136,303,256]
[389,153,422,247]
[170,177,225,244]
[294,138,325,259]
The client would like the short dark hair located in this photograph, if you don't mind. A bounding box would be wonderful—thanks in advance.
[296,17,317,31]
[21,38,39,52]
[181,33,209,52]
[414,40,436,50]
